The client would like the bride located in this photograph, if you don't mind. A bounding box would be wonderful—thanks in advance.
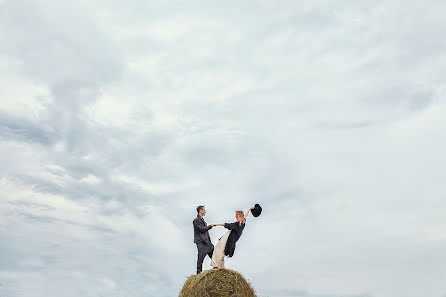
[211,206,254,268]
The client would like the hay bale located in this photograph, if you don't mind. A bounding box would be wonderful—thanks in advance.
[179,268,257,297]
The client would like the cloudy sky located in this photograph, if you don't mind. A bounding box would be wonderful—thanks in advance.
[1,1,446,297]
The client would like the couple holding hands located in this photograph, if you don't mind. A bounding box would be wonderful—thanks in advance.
[193,204,262,274]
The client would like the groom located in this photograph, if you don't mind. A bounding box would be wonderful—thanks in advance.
[193,205,217,274]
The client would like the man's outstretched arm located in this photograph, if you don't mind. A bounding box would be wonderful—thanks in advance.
[193,219,213,233]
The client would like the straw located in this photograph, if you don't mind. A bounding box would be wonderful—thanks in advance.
[179,268,257,297]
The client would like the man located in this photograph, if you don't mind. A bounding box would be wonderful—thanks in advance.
[193,205,217,274]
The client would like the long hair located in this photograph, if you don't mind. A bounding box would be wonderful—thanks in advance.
[235,210,245,225]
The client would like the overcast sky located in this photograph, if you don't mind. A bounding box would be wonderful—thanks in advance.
[1,1,446,297]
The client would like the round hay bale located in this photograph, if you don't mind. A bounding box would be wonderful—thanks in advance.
[179,268,257,297]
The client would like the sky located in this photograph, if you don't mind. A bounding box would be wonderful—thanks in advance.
[0,0,446,297]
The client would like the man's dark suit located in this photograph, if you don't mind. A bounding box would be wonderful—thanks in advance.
[193,214,214,274]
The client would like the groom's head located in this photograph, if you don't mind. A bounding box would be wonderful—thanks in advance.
[197,205,206,216]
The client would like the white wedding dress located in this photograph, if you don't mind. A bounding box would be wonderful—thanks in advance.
[211,230,231,268]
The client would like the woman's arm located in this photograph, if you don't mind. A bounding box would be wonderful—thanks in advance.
[244,206,255,218]
[224,222,235,230]
[212,223,235,229]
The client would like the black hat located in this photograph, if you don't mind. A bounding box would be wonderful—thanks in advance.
[251,204,262,217]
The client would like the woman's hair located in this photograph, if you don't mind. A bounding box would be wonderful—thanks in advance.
[235,210,246,225]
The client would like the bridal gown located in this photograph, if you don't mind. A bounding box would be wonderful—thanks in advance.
[210,230,231,268]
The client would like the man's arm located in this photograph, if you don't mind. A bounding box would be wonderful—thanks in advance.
[193,219,213,233]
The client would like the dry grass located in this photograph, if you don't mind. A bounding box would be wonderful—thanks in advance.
[179,268,257,297]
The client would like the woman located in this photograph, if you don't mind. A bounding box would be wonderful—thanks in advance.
[211,206,254,268]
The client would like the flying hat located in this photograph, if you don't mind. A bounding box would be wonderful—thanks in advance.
[251,204,262,217]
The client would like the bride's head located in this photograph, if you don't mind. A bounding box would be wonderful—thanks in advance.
[235,210,245,225]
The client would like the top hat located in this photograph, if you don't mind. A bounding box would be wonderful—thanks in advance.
[251,204,262,217]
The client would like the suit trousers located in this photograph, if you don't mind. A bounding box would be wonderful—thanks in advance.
[196,242,214,274]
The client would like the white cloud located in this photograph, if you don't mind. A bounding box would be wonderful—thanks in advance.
[79,174,102,184]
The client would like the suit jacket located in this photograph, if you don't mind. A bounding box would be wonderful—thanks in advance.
[193,214,213,244]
